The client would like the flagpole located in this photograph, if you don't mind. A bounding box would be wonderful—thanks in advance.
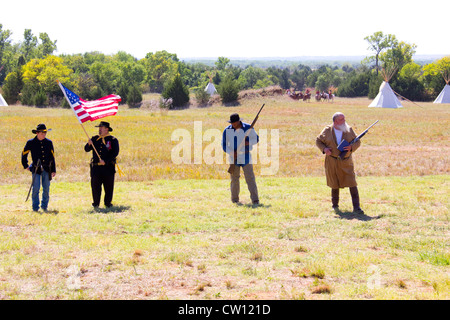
[57,80,103,162]
[79,122,103,161]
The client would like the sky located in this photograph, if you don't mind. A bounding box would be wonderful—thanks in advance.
[1,0,449,60]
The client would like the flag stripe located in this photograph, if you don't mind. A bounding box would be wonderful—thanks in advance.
[58,82,120,124]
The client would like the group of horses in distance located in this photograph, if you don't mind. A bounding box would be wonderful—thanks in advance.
[286,89,335,102]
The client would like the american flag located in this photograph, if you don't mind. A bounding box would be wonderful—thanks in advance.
[58,82,121,123]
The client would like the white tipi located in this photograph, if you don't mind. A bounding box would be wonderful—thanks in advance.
[205,81,217,96]
[204,72,217,96]
[433,70,450,104]
[369,68,403,108]
[0,93,8,106]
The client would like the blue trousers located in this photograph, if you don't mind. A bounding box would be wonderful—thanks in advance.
[32,171,50,211]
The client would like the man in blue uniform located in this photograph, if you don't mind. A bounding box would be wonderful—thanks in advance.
[222,113,259,205]
[22,124,56,212]
[84,121,119,208]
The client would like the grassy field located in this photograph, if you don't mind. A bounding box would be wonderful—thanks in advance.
[0,95,448,300]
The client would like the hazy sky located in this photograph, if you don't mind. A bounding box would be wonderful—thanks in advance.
[1,0,448,59]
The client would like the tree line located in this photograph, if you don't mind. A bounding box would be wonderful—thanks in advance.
[1,25,449,108]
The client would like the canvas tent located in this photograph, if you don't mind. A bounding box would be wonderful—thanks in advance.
[0,93,8,106]
[369,68,403,108]
[433,85,450,103]
[433,70,450,104]
[205,81,217,96]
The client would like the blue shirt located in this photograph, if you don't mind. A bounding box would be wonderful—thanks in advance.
[222,122,259,166]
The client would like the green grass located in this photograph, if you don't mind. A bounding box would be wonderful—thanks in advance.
[0,95,448,300]
[0,175,448,300]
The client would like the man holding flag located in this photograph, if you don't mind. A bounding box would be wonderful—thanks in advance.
[58,81,121,209]
[84,121,119,208]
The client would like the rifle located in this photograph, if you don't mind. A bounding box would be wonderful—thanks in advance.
[25,158,41,202]
[227,104,265,174]
[337,120,379,159]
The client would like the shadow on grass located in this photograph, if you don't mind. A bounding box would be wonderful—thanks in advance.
[334,210,384,221]
[42,209,59,215]
[242,202,272,209]
[90,205,131,214]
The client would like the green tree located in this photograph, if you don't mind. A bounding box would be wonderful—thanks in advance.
[21,55,73,105]
[38,32,57,57]
[89,59,121,97]
[238,66,267,89]
[0,24,13,84]
[127,84,143,107]
[215,57,231,71]
[422,56,450,97]
[364,31,394,75]
[291,66,312,90]
[337,71,372,97]
[144,50,180,92]
[74,73,100,100]
[218,74,240,103]
[2,70,23,104]
[162,74,189,108]
[380,40,417,72]
[195,86,210,105]
[21,29,38,61]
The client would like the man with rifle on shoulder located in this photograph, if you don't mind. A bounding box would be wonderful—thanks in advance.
[222,108,262,206]
[316,112,375,214]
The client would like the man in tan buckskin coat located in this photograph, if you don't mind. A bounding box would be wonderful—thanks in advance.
[316,112,364,214]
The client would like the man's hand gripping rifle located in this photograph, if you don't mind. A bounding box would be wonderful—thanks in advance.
[337,120,379,159]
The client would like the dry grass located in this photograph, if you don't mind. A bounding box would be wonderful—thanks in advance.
[0,94,448,300]
[1,95,448,186]
[0,175,448,300]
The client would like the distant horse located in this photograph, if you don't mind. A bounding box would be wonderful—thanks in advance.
[287,90,304,100]
[303,92,311,102]
[323,92,335,102]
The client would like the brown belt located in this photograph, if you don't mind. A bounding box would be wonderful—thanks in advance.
[329,155,349,160]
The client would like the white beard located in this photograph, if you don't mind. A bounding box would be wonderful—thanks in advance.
[335,122,350,133]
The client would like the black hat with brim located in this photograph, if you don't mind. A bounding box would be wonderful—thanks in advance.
[32,123,51,134]
[228,113,242,123]
[95,121,113,131]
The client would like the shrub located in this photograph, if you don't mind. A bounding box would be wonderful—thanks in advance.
[127,84,143,107]
[162,75,189,108]
[368,75,383,99]
[2,70,23,104]
[218,75,240,103]
[337,72,372,97]
[195,86,210,105]
[33,89,47,107]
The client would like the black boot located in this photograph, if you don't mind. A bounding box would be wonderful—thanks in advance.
[350,186,364,214]
[331,188,339,211]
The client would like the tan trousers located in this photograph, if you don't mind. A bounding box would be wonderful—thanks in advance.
[230,164,259,203]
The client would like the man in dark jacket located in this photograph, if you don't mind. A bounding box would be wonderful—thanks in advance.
[84,121,119,208]
[22,124,56,212]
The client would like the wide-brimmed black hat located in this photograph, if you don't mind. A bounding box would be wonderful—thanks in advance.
[95,121,113,131]
[228,113,242,123]
[32,124,51,134]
